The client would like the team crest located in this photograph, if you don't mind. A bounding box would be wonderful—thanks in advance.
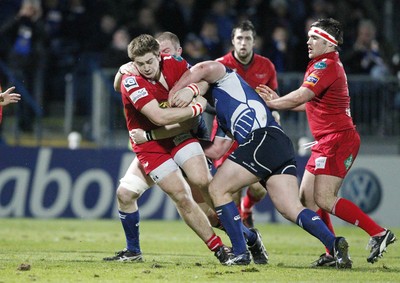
[130,88,148,103]
[123,77,139,91]
[304,74,319,86]
[314,61,327,69]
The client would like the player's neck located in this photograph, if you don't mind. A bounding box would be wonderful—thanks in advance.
[234,51,253,66]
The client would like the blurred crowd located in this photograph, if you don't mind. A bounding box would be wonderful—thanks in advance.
[0,0,399,132]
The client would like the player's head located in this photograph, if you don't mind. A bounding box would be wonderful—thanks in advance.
[156,32,182,56]
[231,20,256,62]
[307,18,343,59]
[128,34,161,80]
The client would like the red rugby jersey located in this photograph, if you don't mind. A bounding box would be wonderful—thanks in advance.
[302,51,355,139]
[120,54,190,153]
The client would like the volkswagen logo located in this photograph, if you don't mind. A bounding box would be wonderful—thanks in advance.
[341,168,382,213]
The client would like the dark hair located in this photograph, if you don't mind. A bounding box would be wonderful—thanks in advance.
[231,20,256,40]
[127,34,159,61]
[311,18,343,46]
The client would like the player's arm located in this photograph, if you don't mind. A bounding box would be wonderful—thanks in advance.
[128,118,198,144]
[0,86,21,106]
[140,96,207,126]
[169,61,226,106]
[169,80,210,108]
[114,62,139,92]
[257,85,313,111]
[200,136,233,160]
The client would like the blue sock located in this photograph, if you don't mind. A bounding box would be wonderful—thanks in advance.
[119,210,141,253]
[296,209,335,252]
[215,201,248,255]
[241,223,257,246]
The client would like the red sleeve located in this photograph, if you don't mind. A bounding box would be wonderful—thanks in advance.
[120,75,154,111]
[302,60,336,97]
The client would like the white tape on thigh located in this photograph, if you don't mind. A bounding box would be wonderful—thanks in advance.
[174,142,204,167]
[149,159,179,183]
[119,174,149,195]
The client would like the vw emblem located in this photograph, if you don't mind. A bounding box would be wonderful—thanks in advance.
[341,168,382,213]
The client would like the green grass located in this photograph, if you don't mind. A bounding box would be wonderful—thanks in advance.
[0,219,398,283]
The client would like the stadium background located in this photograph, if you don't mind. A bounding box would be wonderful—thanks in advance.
[0,0,399,227]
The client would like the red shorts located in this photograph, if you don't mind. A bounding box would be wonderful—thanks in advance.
[305,129,360,178]
[136,135,198,174]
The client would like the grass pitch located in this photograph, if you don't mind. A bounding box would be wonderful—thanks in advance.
[0,218,398,282]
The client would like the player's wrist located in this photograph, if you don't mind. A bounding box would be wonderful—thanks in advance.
[190,102,204,117]
[0,93,4,103]
[187,83,200,98]
[144,130,154,141]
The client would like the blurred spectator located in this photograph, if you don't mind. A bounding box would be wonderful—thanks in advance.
[0,0,45,131]
[342,19,389,79]
[264,25,294,73]
[128,6,161,38]
[199,18,224,59]
[157,0,206,41]
[85,14,117,54]
[182,33,211,65]
[208,0,236,50]
[101,27,130,69]
[0,0,22,60]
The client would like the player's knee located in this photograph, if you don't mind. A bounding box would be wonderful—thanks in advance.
[117,175,149,205]
[208,182,222,200]
[174,193,194,211]
[313,193,330,211]
[190,174,210,191]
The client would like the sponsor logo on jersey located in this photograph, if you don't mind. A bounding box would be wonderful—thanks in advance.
[314,61,327,69]
[304,74,319,86]
[159,100,170,108]
[255,73,267,79]
[172,54,183,61]
[130,88,148,103]
[123,77,139,91]
[315,156,327,169]
[344,154,353,170]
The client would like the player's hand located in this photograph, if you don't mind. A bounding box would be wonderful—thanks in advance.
[256,84,279,101]
[119,62,138,76]
[128,128,147,144]
[169,87,195,108]
[0,86,21,106]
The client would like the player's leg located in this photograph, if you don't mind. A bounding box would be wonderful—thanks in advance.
[240,182,267,228]
[174,142,222,228]
[300,170,336,267]
[103,157,152,262]
[209,159,264,265]
[266,174,352,268]
[151,159,228,263]
[314,174,396,263]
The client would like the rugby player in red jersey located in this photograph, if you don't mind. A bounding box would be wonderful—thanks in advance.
[262,18,396,266]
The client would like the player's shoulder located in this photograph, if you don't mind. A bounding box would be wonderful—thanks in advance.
[312,53,339,71]
[162,54,186,64]
[254,53,274,65]
[216,52,232,63]
[121,75,146,93]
